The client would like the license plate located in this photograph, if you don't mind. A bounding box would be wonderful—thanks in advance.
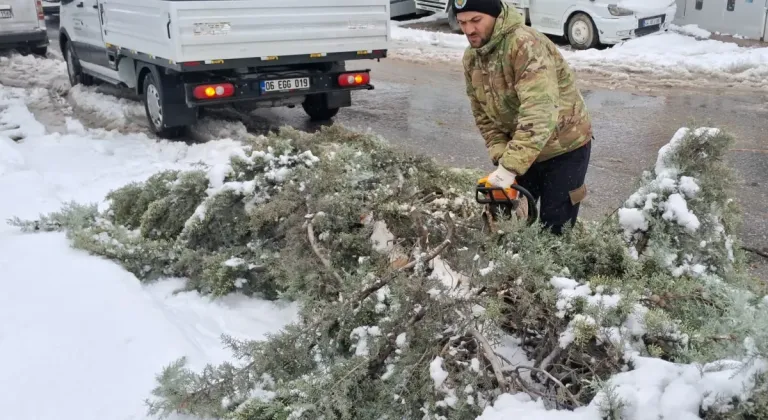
[640,16,664,27]
[0,9,13,19]
[260,77,310,93]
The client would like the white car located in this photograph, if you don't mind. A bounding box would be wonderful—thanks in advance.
[416,0,677,49]
[0,0,49,56]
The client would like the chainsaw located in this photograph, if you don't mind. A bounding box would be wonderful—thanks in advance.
[475,176,538,230]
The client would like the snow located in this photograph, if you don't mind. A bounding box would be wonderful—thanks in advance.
[670,24,712,39]
[618,208,650,233]
[390,24,768,89]
[430,357,449,389]
[662,193,701,232]
[350,326,382,356]
[477,393,600,419]
[371,219,396,253]
[0,81,300,420]
[479,350,767,420]
[679,176,701,198]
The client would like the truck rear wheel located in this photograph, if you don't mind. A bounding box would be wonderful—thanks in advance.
[302,94,340,121]
[142,72,185,139]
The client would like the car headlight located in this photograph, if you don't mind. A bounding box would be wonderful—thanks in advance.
[608,4,634,16]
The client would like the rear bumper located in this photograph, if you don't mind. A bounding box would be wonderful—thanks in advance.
[184,69,374,107]
[0,29,49,49]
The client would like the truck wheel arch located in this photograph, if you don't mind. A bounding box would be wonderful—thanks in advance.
[58,29,71,58]
[135,63,157,97]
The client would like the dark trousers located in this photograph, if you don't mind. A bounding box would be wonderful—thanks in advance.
[516,140,592,235]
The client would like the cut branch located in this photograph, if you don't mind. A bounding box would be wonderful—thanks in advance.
[744,246,768,259]
[356,213,454,306]
[515,366,582,407]
[307,213,343,285]
[469,327,510,393]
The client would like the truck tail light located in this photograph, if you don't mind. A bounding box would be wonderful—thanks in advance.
[35,0,44,21]
[193,83,235,100]
[338,72,370,87]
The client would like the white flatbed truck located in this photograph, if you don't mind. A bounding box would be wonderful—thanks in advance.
[58,0,391,138]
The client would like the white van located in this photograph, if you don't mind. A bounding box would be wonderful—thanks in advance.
[0,0,49,55]
[416,0,677,49]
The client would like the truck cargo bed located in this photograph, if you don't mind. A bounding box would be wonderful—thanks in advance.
[102,0,390,65]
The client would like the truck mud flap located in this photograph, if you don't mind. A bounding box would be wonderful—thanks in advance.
[325,91,352,109]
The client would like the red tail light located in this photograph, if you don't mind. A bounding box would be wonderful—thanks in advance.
[338,72,370,87]
[193,83,235,100]
[35,0,44,20]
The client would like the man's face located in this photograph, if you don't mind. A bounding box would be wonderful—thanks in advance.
[456,11,496,48]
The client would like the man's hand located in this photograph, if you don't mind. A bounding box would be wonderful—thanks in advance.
[487,165,517,189]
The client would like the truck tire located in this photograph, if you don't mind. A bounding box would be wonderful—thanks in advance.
[566,13,599,50]
[31,46,47,57]
[302,94,340,121]
[142,72,185,139]
[64,41,94,87]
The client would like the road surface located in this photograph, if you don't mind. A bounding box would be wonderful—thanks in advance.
[35,19,768,278]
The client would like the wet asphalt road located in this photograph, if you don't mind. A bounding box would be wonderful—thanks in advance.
[43,19,768,277]
[269,59,768,250]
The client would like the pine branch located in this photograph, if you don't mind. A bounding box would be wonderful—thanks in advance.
[368,306,428,377]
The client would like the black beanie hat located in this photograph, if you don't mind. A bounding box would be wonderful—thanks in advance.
[452,0,502,18]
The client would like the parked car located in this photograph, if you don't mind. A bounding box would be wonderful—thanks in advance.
[0,0,49,56]
[416,0,677,49]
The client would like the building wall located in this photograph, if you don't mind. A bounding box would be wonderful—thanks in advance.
[674,0,768,40]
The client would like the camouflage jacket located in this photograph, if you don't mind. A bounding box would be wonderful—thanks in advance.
[462,5,592,175]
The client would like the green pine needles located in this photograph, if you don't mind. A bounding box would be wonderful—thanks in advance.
[8,125,768,419]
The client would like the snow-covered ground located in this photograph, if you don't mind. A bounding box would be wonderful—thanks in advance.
[0,77,299,419]
[390,21,768,90]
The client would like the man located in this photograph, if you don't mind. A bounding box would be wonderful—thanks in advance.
[457,0,593,235]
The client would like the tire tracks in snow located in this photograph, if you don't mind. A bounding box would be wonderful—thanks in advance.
[0,51,281,144]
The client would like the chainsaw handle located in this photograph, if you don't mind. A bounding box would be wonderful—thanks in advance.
[509,184,538,225]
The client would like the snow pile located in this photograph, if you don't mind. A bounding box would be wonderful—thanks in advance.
[670,23,712,39]
[560,33,768,89]
[390,22,768,89]
[0,81,299,420]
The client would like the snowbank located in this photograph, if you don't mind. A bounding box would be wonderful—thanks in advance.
[670,23,712,39]
[0,82,299,420]
[391,24,768,89]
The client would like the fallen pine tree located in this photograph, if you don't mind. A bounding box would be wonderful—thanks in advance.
[9,125,768,419]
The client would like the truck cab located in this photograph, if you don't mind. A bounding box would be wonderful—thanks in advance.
[0,0,49,56]
[418,0,676,49]
[58,0,390,138]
